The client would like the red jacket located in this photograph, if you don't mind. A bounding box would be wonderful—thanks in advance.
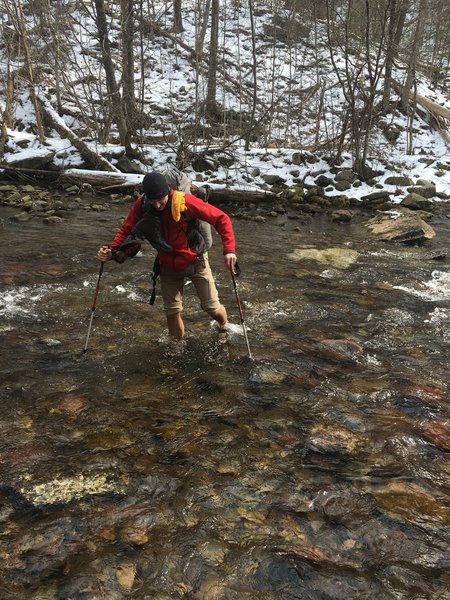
[111,190,236,272]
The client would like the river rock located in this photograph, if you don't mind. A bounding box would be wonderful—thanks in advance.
[334,180,352,191]
[315,175,332,186]
[53,394,89,415]
[12,212,31,222]
[262,173,287,186]
[401,192,432,210]
[365,210,435,243]
[5,150,56,170]
[373,480,449,525]
[317,338,364,362]
[336,169,358,183]
[305,423,367,456]
[407,180,436,198]
[118,521,150,546]
[249,366,287,384]
[360,191,391,205]
[313,485,377,526]
[419,420,450,450]
[18,471,125,506]
[116,563,136,591]
[287,247,358,268]
[384,176,414,186]
[331,209,352,222]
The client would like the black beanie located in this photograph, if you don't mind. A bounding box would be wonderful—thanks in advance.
[142,172,169,200]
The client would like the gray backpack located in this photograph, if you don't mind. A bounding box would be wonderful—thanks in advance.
[162,167,213,250]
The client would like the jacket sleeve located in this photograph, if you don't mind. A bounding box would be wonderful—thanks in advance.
[185,194,236,254]
[110,197,143,256]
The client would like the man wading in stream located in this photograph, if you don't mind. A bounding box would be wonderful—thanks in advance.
[97,171,237,340]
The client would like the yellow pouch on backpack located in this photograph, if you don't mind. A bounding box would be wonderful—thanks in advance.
[171,191,186,222]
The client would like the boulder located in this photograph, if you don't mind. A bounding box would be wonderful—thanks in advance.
[406,180,436,199]
[334,180,352,191]
[331,209,352,222]
[401,192,432,211]
[366,209,436,243]
[335,169,358,183]
[262,173,287,186]
[361,191,391,205]
[384,176,414,186]
[5,150,56,170]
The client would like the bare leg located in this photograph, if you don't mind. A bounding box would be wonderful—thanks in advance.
[166,313,185,339]
[209,304,228,331]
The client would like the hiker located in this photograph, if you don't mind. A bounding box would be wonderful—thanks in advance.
[97,171,237,340]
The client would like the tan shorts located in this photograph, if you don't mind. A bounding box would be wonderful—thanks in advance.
[160,253,221,316]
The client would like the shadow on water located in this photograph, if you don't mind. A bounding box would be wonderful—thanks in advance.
[0,202,449,598]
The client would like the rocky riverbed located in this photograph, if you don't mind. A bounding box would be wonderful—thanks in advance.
[0,182,449,599]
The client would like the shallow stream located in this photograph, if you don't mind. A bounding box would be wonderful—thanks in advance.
[0,199,449,599]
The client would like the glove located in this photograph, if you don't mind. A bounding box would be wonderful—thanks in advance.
[111,249,127,263]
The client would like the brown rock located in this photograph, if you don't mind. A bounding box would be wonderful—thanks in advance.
[366,210,435,243]
[374,480,449,524]
[420,420,450,450]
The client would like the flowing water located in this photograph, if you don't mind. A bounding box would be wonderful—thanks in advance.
[0,198,449,599]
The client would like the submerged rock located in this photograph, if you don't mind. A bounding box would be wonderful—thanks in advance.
[305,423,367,456]
[287,246,359,268]
[419,420,450,450]
[18,472,125,506]
[373,480,449,525]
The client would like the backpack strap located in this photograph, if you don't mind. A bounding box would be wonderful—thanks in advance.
[149,255,161,306]
[140,193,148,216]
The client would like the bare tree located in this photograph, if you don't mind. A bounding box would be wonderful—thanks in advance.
[326,0,388,175]
[93,0,132,153]
[245,0,258,150]
[194,0,212,60]
[173,0,184,32]
[402,0,427,111]
[382,0,407,112]
[121,0,137,130]
[206,0,220,115]
[4,0,45,143]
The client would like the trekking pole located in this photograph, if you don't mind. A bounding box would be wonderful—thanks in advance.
[83,261,104,353]
[230,263,252,359]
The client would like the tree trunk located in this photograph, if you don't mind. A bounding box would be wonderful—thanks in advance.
[93,0,132,153]
[195,0,212,59]
[0,69,14,159]
[206,0,219,115]
[121,0,136,126]
[5,0,45,143]
[173,0,183,32]
[382,0,407,112]
[244,0,258,151]
[401,0,427,112]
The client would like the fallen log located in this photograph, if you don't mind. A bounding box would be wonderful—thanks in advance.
[59,171,129,190]
[37,93,121,173]
[0,163,280,203]
[101,180,279,203]
[207,188,279,203]
[67,170,279,202]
